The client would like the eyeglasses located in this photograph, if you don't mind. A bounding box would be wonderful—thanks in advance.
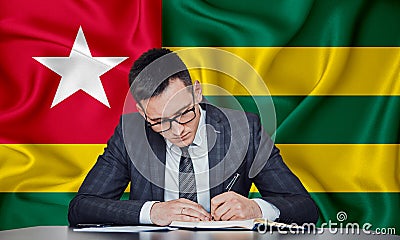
[145,105,197,133]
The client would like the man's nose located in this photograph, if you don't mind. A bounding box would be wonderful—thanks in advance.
[170,121,184,135]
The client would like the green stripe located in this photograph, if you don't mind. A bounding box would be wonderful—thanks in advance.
[0,193,71,230]
[162,0,400,47]
[0,193,130,231]
[1,192,398,232]
[206,96,400,144]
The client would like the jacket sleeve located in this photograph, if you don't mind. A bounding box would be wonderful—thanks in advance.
[249,114,319,225]
[68,118,147,226]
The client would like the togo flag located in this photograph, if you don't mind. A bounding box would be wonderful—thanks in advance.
[1,0,399,233]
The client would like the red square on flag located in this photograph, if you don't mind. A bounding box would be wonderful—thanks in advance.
[0,0,161,144]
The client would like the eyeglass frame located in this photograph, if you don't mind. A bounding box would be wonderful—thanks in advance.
[140,86,198,133]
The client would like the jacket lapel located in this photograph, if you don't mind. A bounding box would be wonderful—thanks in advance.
[204,103,251,199]
[204,103,228,199]
[146,127,166,201]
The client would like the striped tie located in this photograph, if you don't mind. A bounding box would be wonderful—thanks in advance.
[179,146,197,202]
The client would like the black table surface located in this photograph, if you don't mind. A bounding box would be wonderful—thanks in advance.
[0,226,398,240]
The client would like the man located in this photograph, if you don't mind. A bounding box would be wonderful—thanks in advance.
[68,48,318,226]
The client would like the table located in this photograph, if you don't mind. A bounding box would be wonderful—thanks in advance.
[0,226,398,240]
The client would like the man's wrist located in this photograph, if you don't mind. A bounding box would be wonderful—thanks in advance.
[252,198,280,221]
[139,201,159,224]
[252,199,263,218]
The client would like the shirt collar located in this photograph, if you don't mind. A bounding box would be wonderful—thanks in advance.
[192,107,207,148]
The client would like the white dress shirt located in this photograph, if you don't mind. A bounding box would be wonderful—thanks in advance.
[139,108,280,224]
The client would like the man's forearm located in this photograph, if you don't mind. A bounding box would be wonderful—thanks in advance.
[68,194,146,226]
[263,195,319,224]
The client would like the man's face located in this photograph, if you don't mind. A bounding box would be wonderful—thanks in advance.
[138,79,202,147]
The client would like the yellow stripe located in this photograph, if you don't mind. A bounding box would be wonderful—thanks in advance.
[1,144,399,192]
[169,47,400,96]
[0,144,104,192]
[251,144,400,193]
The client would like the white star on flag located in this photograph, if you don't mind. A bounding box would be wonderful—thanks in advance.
[33,26,128,108]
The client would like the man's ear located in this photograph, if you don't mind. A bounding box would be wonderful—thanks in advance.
[193,80,203,103]
[136,103,145,117]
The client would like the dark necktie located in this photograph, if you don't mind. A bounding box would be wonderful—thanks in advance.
[179,146,197,202]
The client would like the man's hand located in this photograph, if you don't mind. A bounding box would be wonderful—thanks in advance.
[211,192,262,221]
[150,198,211,226]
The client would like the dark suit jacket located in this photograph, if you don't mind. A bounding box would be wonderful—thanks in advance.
[68,103,318,226]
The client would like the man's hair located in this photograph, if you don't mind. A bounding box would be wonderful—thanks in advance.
[128,48,192,103]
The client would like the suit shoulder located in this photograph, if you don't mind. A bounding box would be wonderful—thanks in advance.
[244,111,260,123]
[122,112,142,122]
[109,112,143,140]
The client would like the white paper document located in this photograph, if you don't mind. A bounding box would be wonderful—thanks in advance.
[170,218,300,230]
[170,218,264,230]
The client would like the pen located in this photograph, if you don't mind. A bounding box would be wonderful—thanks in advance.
[225,173,240,191]
[76,223,113,228]
[211,173,240,220]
